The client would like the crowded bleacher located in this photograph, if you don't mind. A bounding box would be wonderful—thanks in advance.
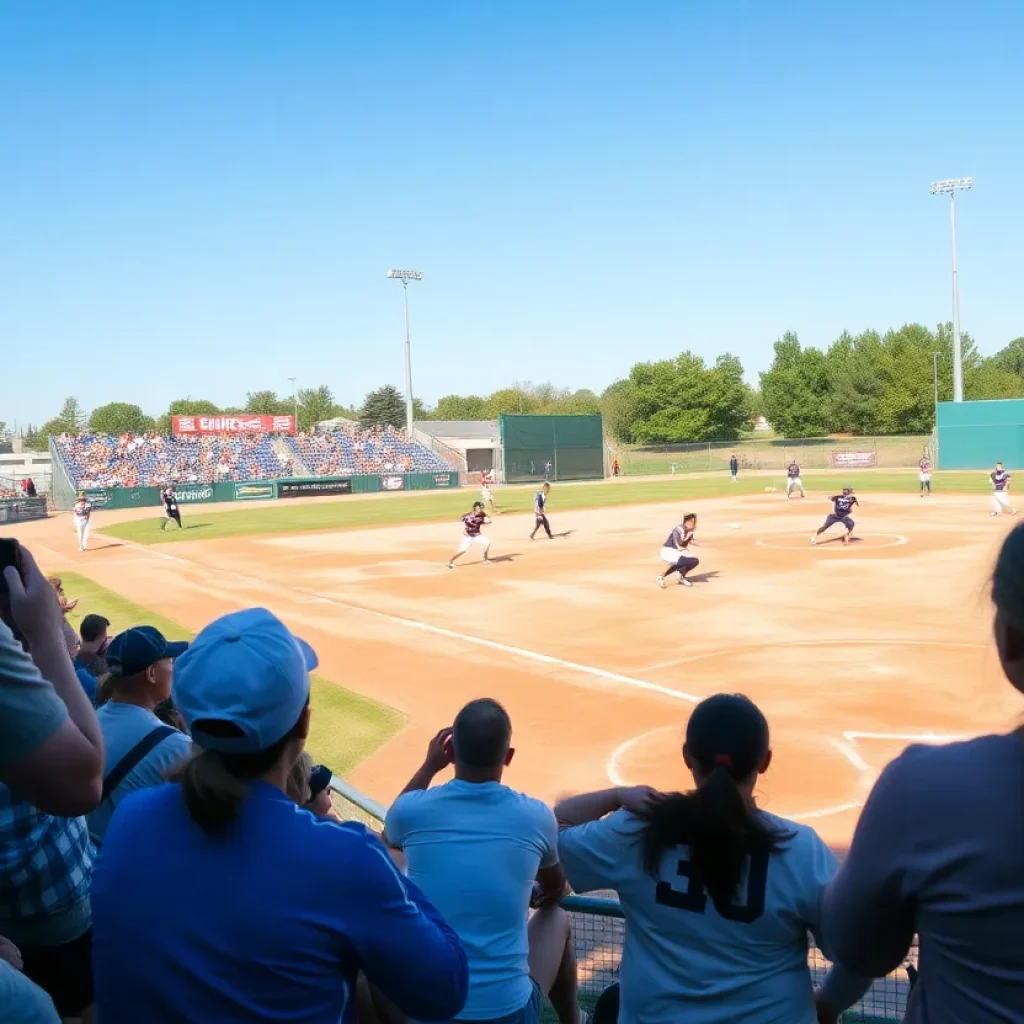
[4,526,1024,1023]
[51,424,450,490]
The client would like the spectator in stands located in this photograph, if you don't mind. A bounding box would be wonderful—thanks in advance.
[87,626,192,844]
[75,615,110,679]
[822,522,1024,1023]
[384,699,583,1024]
[0,544,103,815]
[554,694,871,1024]
[306,761,337,818]
[90,607,468,1024]
[45,578,79,659]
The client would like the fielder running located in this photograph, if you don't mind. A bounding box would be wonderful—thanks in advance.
[161,486,183,531]
[657,513,700,588]
[448,502,492,569]
[786,460,806,499]
[72,492,94,552]
[812,488,859,546]
[989,463,1018,517]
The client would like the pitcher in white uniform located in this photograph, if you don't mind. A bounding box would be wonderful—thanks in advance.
[72,493,94,552]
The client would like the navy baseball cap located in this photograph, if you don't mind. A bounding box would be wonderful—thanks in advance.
[172,608,317,755]
[106,626,189,677]
[308,764,333,799]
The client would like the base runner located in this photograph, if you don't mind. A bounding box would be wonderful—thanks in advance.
[989,462,1018,517]
[812,488,859,546]
[448,502,493,569]
[161,486,183,532]
[72,492,94,552]
[657,513,700,588]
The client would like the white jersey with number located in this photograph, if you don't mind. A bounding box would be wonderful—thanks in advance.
[73,501,93,521]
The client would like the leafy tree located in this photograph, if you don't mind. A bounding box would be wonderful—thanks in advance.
[360,385,405,429]
[485,388,539,417]
[38,396,88,442]
[600,379,641,443]
[760,333,831,437]
[990,337,1024,379]
[167,399,221,418]
[297,385,340,431]
[245,390,290,415]
[434,394,490,420]
[412,397,432,421]
[89,402,154,435]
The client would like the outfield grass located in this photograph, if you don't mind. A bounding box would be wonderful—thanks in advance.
[59,573,405,773]
[100,470,991,546]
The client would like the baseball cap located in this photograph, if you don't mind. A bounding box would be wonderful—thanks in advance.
[172,607,317,755]
[308,764,333,800]
[106,626,189,677]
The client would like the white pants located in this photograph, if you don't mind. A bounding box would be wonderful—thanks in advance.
[919,472,931,484]
[786,477,805,496]
[481,487,493,504]
[74,517,90,550]
[660,546,682,564]
[458,535,491,555]
[730,472,737,482]
[993,491,1014,513]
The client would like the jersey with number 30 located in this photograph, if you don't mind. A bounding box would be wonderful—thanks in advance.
[558,808,869,1024]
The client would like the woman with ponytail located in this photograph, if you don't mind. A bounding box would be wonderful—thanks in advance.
[555,694,870,1024]
[823,523,1024,1023]
[89,607,468,1024]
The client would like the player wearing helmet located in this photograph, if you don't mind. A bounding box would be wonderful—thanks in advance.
[448,501,493,569]
[812,488,859,546]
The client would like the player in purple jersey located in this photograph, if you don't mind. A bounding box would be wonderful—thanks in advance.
[448,502,493,569]
[785,461,806,499]
[529,483,553,540]
[812,488,858,546]
[657,513,700,588]
[989,462,1018,517]
[918,453,932,496]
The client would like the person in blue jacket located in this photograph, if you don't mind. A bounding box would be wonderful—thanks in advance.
[90,607,468,1024]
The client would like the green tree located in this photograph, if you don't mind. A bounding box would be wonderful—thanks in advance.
[245,390,290,415]
[600,379,641,443]
[297,385,340,431]
[485,387,539,417]
[988,337,1024,379]
[89,402,154,435]
[360,386,405,429]
[39,396,88,442]
[22,425,44,451]
[433,394,490,420]
[760,333,831,437]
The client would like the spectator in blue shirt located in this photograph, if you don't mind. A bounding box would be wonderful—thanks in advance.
[385,699,583,1024]
[823,522,1024,1023]
[555,694,871,1024]
[90,607,468,1024]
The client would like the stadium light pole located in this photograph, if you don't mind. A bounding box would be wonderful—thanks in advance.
[387,269,423,437]
[930,177,972,403]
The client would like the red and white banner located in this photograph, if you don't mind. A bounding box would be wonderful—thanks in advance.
[830,450,876,469]
[172,415,296,436]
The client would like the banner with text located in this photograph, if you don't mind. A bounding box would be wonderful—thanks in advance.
[380,475,405,492]
[278,477,353,499]
[830,450,877,469]
[234,482,277,501]
[172,415,296,435]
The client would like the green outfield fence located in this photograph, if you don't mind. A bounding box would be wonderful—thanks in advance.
[937,399,1024,469]
[613,434,935,478]
[500,414,605,483]
[327,778,912,1023]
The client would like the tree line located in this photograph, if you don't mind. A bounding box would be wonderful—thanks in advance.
[15,322,1024,449]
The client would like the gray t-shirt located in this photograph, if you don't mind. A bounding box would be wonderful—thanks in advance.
[0,621,67,767]
[0,959,59,1024]
[823,733,1024,1023]
[88,702,192,842]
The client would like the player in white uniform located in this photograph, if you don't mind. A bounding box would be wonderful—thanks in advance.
[72,492,94,552]
[447,502,493,569]
[554,694,872,1024]
[479,471,501,515]
[989,462,1018,517]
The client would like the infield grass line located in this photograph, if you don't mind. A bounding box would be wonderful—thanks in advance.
[58,573,405,774]
[100,470,990,547]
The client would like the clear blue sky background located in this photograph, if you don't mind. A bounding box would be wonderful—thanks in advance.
[2,0,1021,428]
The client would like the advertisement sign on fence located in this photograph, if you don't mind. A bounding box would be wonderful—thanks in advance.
[234,483,276,501]
[380,475,405,492]
[433,474,452,487]
[278,478,353,499]
[173,484,216,503]
[172,415,296,435]
[830,450,877,469]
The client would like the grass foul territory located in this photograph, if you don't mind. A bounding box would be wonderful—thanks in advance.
[100,470,988,546]
[59,573,405,773]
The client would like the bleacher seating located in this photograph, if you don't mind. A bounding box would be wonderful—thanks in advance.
[288,425,450,477]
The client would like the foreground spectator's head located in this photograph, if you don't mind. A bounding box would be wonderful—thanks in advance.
[452,698,513,779]
[102,626,188,708]
[992,522,1024,693]
[307,762,334,817]
[171,608,316,833]
[80,613,110,653]
[637,693,783,909]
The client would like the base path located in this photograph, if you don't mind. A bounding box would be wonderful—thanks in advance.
[15,488,1020,848]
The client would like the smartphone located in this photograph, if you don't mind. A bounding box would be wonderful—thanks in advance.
[0,538,22,595]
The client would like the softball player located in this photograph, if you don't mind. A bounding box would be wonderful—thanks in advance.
[161,486,183,531]
[657,513,700,588]
[529,483,553,540]
[72,493,94,551]
[918,453,932,496]
[448,502,492,569]
[480,471,501,515]
[785,461,806,499]
[989,463,1018,517]
[812,488,859,545]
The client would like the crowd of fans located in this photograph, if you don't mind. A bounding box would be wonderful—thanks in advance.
[53,426,450,490]
[4,524,1024,1023]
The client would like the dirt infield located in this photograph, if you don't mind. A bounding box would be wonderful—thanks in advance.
[13,488,1022,848]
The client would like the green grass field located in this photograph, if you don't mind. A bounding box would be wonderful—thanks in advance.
[100,470,991,546]
[59,573,405,773]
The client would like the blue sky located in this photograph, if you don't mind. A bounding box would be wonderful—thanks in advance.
[2,0,1022,428]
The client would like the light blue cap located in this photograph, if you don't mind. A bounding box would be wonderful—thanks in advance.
[172,608,317,755]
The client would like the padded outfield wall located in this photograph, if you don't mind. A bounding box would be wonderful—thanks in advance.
[936,400,1024,470]
[499,414,604,483]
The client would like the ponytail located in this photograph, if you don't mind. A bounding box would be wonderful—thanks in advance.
[637,765,793,909]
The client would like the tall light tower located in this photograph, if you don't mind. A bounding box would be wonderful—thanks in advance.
[387,269,423,436]
[930,177,972,403]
